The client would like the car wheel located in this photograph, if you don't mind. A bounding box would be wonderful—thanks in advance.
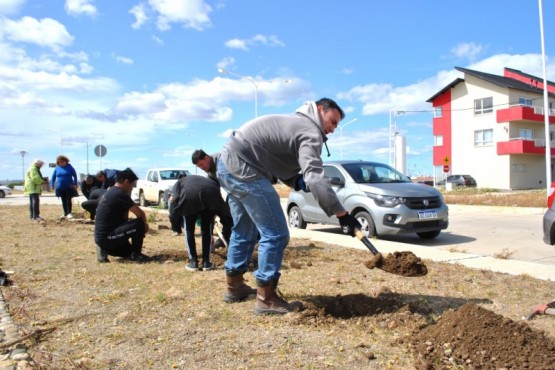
[158,193,168,209]
[354,211,376,238]
[0,190,4,198]
[417,230,441,239]
[139,192,149,207]
[288,206,307,229]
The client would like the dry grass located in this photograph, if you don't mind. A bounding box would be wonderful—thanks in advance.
[442,187,547,207]
[2,204,555,369]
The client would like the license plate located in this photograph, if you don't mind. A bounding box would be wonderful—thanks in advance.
[418,210,438,219]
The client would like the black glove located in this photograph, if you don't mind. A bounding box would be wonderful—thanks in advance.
[338,213,361,237]
[294,176,309,192]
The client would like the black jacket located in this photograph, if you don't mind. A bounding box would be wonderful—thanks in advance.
[171,175,230,217]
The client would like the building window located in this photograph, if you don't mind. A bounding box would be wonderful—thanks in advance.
[434,107,443,118]
[474,129,493,146]
[518,97,533,107]
[434,135,443,146]
[519,128,534,140]
[511,164,527,173]
[474,97,493,115]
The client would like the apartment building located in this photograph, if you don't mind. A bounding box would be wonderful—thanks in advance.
[427,67,555,189]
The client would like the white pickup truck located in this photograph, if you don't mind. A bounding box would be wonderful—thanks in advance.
[134,168,191,208]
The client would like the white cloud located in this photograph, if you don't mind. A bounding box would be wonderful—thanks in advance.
[224,34,285,51]
[114,54,134,65]
[151,35,163,45]
[339,53,555,116]
[450,42,485,61]
[130,3,148,29]
[1,16,74,51]
[224,38,247,51]
[132,0,213,31]
[0,0,25,15]
[65,0,97,17]
[216,56,235,70]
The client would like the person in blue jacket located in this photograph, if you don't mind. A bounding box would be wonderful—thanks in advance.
[96,169,120,189]
[50,155,79,219]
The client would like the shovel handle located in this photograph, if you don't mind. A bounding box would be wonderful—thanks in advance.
[354,229,380,255]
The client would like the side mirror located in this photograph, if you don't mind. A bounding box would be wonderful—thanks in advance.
[329,177,344,186]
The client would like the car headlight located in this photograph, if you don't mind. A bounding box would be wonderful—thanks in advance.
[365,192,406,207]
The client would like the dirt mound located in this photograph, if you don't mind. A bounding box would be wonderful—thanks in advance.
[365,251,428,277]
[405,303,555,369]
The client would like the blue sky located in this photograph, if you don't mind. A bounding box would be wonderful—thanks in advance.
[1,0,554,182]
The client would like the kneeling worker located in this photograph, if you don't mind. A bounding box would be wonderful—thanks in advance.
[94,168,150,263]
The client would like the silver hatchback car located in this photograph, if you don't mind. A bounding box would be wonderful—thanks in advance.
[287,161,449,239]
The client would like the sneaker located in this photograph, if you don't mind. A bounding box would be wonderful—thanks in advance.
[34,216,45,222]
[213,238,226,249]
[128,252,150,262]
[66,213,74,219]
[185,261,199,271]
[172,231,181,236]
[202,261,214,271]
[97,257,110,263]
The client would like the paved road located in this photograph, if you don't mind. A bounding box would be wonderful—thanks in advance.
[4,194,555,268]
[283,202,555,267]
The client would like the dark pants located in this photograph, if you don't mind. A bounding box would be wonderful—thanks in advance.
[59,189,73,216]
[29,193,40,219]
[184,210,214,262]
[168,204,184,233]
[96,218,145,257]
[82,199,99,220]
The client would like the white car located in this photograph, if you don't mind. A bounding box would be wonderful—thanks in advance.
[0,185,12,198]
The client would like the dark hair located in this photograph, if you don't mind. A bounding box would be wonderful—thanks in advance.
[191,149,208,164]
[85,175,95,183]
[56,155,70,164]
[96,170,106,178]
[116,168,138,183]
[315,98,345,120]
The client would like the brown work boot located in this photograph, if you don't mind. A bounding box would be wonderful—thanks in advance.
[224,274,256,303]
[254,278,303,315]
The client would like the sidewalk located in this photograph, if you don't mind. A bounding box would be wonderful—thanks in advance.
[289,227,555,282]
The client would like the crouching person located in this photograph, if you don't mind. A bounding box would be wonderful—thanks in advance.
[94,168,150,263]
[82,188,106,220]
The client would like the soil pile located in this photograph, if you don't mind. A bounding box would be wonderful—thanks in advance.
[406,303,555,369]
[365,251,428,277]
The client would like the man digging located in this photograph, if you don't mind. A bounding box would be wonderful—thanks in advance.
[217,98,361,315]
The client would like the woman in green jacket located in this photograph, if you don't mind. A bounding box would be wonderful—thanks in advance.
[24,159,46,221]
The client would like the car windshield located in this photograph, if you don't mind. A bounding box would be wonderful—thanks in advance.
[342,162,411,184]
[159,170,189,180]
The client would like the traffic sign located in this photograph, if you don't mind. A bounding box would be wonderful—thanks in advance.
[443,165,450,173]
[94,145,107,157]
[443,156,450,164]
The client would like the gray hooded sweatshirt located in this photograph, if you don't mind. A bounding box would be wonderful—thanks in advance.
[220,101,345,217]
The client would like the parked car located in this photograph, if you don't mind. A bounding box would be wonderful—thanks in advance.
[287,160,449,239]
[437,174,477,187]
[543,181,555,245]
[135,168,191,208]
[0,185,12,198]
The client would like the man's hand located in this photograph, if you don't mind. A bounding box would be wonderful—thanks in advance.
[337,213,361,237]
[295,176,309,192]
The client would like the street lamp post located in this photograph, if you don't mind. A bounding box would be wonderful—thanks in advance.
[20,150,27,181]
[338,118,358,160]
[218,68,259,118]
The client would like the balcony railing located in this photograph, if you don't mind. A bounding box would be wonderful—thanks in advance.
[508,103,555,116]
[506,137,555,147]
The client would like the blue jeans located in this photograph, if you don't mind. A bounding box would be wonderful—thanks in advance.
[217,160,289,283]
